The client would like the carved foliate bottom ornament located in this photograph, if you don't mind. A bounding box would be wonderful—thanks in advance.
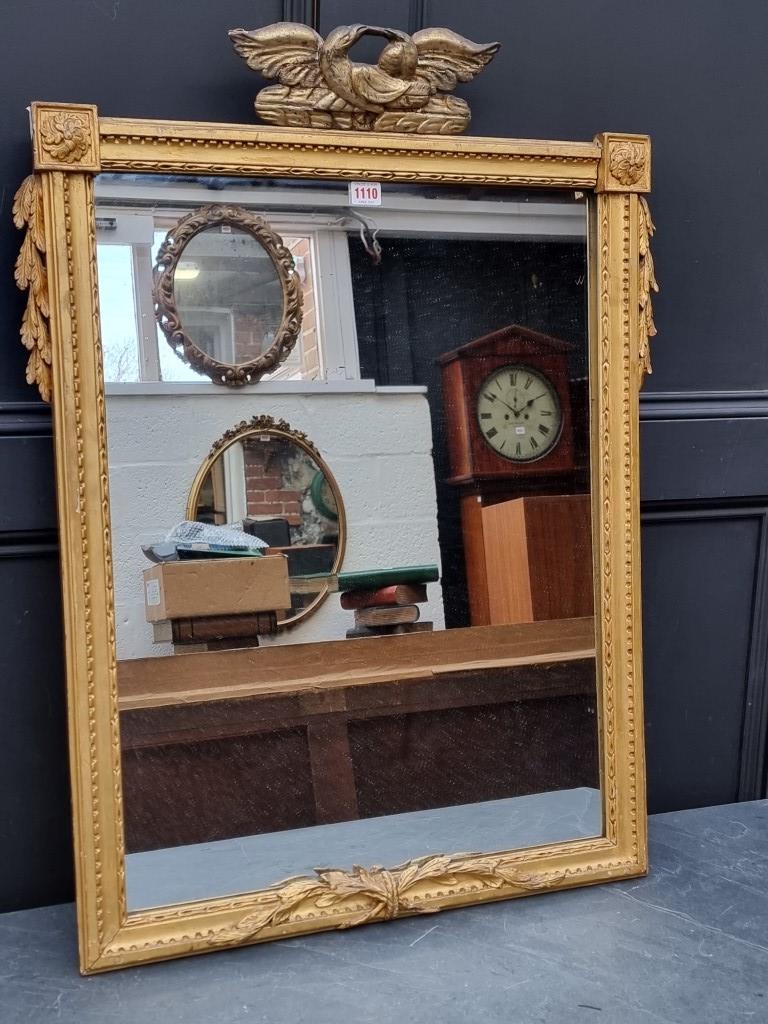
[215,854,566,941]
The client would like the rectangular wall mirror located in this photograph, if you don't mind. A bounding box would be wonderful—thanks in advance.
[16,103,653,972]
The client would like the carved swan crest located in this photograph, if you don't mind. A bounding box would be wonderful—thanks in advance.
[229,21,500,134]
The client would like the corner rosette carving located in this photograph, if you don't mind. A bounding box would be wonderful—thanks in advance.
[13,175,52,402]
[609,141,645,187]
[638,197,659,381]
[39,110,91,163]
[217,855,565,940]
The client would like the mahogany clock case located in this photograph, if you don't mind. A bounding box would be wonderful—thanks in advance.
[439,325,577,483]
[16,99,653,973]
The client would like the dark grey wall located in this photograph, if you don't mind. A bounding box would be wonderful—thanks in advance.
[1,0,766,911]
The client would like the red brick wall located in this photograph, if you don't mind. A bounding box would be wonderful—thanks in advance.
[287,237,320,378]
[232,312,273,364]
[242,439,302,526]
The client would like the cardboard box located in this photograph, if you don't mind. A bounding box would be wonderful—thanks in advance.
[143,555,290,623]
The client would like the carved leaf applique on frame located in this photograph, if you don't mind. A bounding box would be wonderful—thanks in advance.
[638,196,659,381]
[217,855,564,942]
[13,175,52,402]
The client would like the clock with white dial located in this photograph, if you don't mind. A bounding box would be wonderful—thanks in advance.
[476,364,562,463]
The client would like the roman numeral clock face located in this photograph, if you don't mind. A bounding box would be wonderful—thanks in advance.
[476,365,562,462]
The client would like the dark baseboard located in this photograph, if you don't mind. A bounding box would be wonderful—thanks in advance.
[0,529,58,557]
[6,391,768,433]
[640,390,768,420]
[0,401,52,436]
[641,503,768,802]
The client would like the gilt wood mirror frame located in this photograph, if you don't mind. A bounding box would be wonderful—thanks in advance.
[15,100,654,973]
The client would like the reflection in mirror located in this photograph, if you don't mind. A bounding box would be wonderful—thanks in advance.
[96,174,600,912]
[152,205,303,384]
[187,419,345,629]
[173,227,284,364]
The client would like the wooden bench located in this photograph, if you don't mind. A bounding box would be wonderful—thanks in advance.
[118,618,598,852]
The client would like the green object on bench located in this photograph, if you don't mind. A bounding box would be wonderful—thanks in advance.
[336,565,439,591]
[291,564,440,594]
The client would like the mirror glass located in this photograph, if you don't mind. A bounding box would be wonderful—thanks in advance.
[95,173,599,913]
[172,226,284,365]
[190,428,343,627]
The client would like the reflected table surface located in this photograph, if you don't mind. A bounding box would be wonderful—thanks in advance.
[3,800,766,1024]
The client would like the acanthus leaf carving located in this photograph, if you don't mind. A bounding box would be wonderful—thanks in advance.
[638,196,659,381]
[13,175,52,402]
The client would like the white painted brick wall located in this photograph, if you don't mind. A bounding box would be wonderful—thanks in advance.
[106,390,445,660]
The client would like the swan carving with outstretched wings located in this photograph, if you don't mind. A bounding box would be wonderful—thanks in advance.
[229,22,500,134]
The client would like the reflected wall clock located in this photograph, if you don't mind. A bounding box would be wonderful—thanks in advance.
[439,324,575,483]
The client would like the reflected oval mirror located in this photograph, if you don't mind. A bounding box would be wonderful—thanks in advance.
[186,416,345,628]
[154,205,303,385]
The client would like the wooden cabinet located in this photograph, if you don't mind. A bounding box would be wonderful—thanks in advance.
[464,494,593,625]
[438,324,592,626]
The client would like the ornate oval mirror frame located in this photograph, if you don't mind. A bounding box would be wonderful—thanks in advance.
[14,99,655,973]
[186,415,347,629]
[153,204,303,385]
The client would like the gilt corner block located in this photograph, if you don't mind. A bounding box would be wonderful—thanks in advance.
[594,132,651,194]
[31,102,101,173]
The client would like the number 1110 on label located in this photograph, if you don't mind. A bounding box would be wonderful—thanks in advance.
[348,181,382,206]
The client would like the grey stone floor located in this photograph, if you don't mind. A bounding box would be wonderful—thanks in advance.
[1,801,766,1023]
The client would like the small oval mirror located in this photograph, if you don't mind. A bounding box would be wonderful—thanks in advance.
[187,417,345,629]
[154,205,302,385]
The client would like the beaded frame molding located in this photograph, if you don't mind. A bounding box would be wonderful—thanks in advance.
[14,98,654,973]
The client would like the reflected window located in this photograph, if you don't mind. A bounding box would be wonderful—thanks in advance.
[96,244,141,382]
[96,213,323,382]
